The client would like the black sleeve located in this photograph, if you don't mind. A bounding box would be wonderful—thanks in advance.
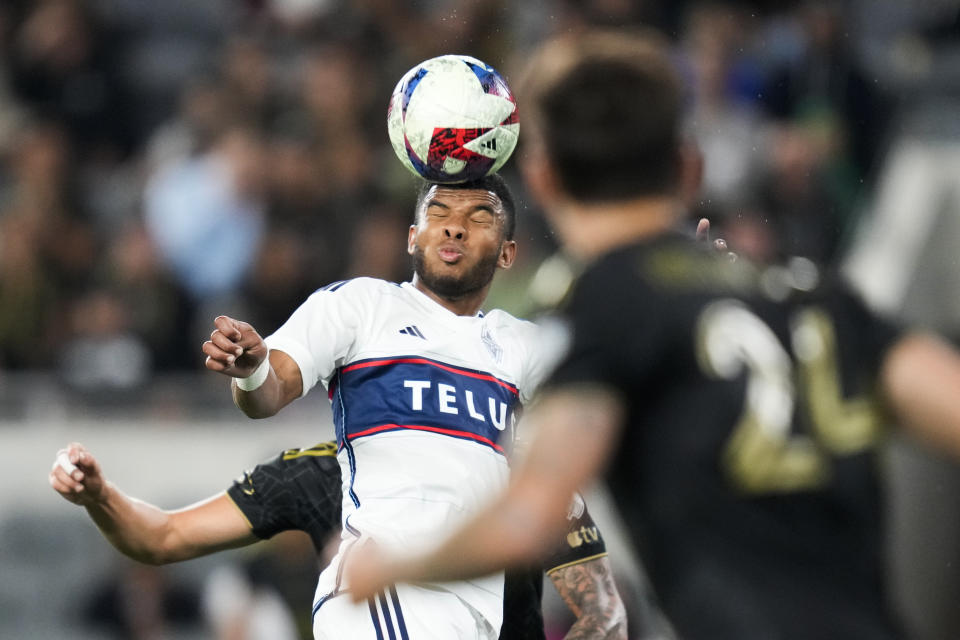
[226,442,342,550]
[544,493,608,574]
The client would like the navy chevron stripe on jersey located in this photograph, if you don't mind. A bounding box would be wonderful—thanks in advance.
[332,369,361,509]
[332,355,519,454]
[389,586,410,640]
[319,279,350,292]
[367,598,385,640]
[344,515,361,537]
[377,591,398,640]
[312,591,339,619]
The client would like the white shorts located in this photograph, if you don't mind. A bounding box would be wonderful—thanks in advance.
[312,540,499,640]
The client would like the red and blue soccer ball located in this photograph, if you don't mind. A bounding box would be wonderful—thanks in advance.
[387,54,519,183]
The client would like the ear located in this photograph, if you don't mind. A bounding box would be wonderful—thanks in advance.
[406,224,417,256]
[521,144,562,211]
[498,239,517,270]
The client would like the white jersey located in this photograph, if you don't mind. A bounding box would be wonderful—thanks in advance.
[265,278,554,631]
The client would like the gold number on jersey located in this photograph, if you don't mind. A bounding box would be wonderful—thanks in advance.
[793,308,883,454]
[696,300,883,494]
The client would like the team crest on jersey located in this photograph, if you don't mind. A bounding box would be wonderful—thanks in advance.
[566,493,586,520]
[481,325,502,364]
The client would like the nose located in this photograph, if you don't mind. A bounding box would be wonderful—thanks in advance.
[443,220,466,240]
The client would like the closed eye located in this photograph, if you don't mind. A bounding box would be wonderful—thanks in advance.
[470,212,494,225]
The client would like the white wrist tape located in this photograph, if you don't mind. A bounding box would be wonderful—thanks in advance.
[236,356,270,391]
[57,452,78,475]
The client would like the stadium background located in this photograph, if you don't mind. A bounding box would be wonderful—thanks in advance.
[1,0,959,638]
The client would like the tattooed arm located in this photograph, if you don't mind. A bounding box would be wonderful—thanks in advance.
[550,555,628,640]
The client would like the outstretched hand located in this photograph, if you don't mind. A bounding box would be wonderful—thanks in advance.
[203,315,269,378]
[49,443,107,507]
[695,218,736,261]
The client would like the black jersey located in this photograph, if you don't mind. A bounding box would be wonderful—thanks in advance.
[227,442,342,552]
[546,232,904,640]
[226,442,608,640]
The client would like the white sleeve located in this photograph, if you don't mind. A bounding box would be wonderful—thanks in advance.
[518,315,571,405]
[264,280,367,397]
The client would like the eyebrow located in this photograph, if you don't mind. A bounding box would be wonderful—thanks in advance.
[426,200,498,215]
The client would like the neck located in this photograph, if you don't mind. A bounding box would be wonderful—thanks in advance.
[411,274,489,316]
[557,196,680,262]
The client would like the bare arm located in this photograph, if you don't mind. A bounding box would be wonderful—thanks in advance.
[550,556,628,640]
[49,443,258,564]
[202,315,303,418]
[346,385,624,599]
[882,332,960,457]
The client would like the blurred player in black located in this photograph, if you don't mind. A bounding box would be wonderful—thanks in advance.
[346,29,960,640]
[49,441,628,639]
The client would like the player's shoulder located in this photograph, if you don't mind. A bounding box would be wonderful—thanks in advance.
[312,277,400,296]
[481,308,538,333]
[279,441,338,459]
[302,277,402,309]
[480,309,544,355]
[575,234,758,308]
[262,441,340,472]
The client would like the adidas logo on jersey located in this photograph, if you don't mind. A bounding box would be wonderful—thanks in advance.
[399,325,426,339]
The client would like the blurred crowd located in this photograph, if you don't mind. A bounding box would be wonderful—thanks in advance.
[0,0,954,390]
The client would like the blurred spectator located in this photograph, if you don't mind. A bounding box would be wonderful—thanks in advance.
[9,0,133,159]
[680,3,767,212]
[7,120,100,288]
[202,564,300,640]
[260,113,350,291]
[100,223,194,371]
[143,75,231,179]
[220,34,284,129]
[143,125,267,304]
[0,210,58,368]
[752,114,858,264]
[0,5,29,155]
[760,0,893,183]
[58,287,152,391]
[82,561,201,640]
[202,532,320,640]
[243,228,315,335]
[674,0,893,268]
[343,203,413,282]
[297,42,379,201]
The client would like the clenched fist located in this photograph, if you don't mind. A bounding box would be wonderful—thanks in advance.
[202,315,269,378]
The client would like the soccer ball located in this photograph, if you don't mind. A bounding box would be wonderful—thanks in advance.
[387,54,519,183]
